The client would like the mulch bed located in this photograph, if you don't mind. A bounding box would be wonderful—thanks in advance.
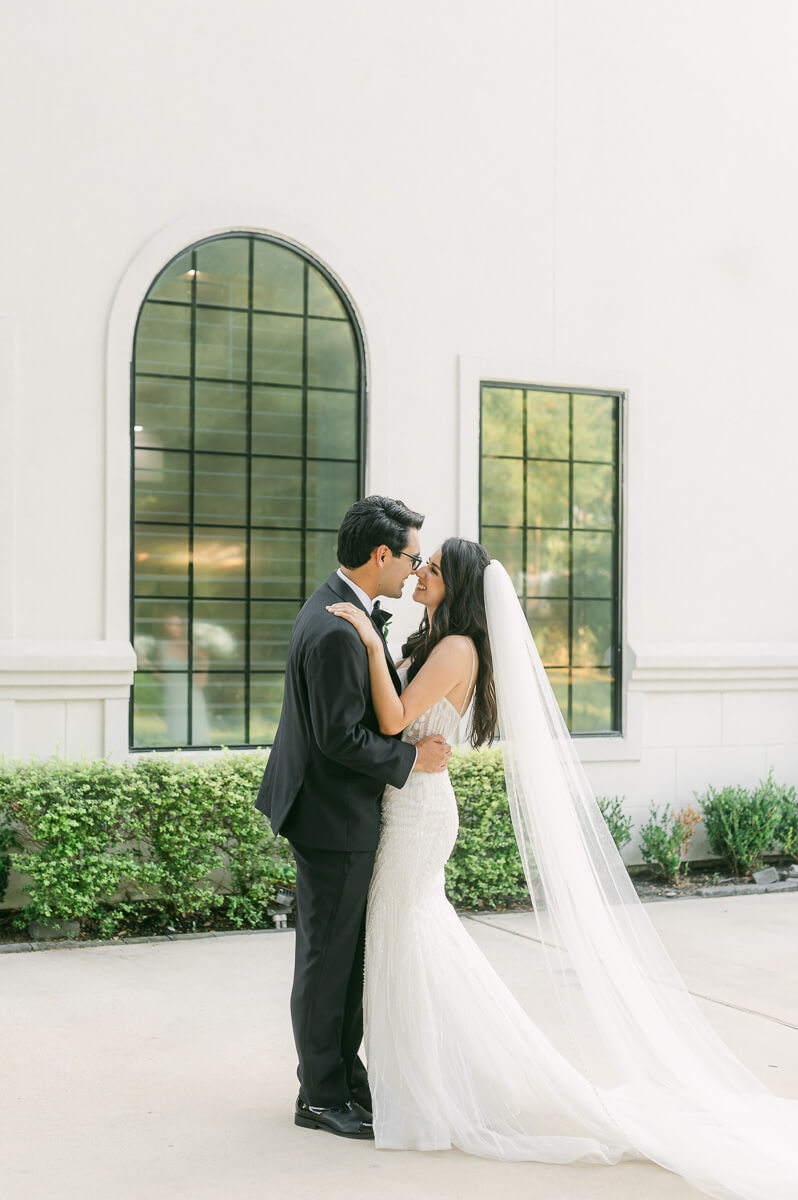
[630,871,758,901]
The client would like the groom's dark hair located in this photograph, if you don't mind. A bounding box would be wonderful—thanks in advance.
[337,495,425,568]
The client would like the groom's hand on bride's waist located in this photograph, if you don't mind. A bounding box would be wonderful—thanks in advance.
[412,735,452,773]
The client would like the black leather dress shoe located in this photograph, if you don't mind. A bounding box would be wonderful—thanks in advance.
[350,1090,373,1121]
[350,1098,373,1123]
[294,1095,374,1139]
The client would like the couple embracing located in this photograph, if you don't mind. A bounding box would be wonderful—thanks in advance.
[257,496,798,1199]
[256,495,487,1141]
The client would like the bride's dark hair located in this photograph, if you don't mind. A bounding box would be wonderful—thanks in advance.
[401,537,497,749]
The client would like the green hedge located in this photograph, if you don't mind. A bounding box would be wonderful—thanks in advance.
[1,750,795,938]
[0,748,530,930]
[445,749,528,907]
[0,753,294,935]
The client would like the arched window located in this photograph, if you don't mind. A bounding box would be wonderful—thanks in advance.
[130,234,364,749]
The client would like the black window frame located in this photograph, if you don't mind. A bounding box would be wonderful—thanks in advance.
[128,232,367,752]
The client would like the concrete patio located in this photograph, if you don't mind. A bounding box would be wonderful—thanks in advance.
[3,893,797,1200]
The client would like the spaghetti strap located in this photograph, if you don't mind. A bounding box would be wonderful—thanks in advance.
[459,639,478,718]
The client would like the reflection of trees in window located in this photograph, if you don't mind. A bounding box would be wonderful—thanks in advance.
[479,384,622,735]
[130,234,364,749]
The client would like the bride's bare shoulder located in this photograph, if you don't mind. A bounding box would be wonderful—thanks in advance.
[428,634,475,664]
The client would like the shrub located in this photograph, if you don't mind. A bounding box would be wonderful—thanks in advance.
[0,758,140,930]
[597,795,633,853]
[0,751,291,934]
[639,803,702,883]
[446,748,529,908]
[0,810,22,901]
[698,770,785,876]
[772,780,798,862]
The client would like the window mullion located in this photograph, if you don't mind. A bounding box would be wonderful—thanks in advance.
[187,248,197,746]
[245,237,254,746]
[567,391,574,732]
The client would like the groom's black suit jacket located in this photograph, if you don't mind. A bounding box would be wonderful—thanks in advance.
[255,571,416,851]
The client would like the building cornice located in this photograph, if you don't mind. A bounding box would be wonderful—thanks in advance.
[0,640,136,698]
[627,642,798,692]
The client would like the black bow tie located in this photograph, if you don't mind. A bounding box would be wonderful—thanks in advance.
[371,600,392,630]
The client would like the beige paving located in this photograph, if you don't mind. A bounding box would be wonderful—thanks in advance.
[2,894,797,1200]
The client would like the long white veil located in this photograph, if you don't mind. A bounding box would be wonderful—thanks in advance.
[483,560,798,1200]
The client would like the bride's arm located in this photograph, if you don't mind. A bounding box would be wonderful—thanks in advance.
[325,602,472,735]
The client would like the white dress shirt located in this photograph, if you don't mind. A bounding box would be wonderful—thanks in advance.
[336,568,375,614]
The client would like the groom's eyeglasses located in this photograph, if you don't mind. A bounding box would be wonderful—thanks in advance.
[398,551,423,570]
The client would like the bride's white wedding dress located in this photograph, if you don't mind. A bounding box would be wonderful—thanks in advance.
[363,563,798,1200]
[364,654,636,1165]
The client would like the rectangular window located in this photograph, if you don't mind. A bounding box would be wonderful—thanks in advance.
[479,382,622,735]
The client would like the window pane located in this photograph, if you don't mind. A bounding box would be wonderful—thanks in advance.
[251,313,303,386]
[193,528,248,599]
[194,453,248,523]
[305,530,338,591]
[134,525,190,596]
[251,529,302,599]
[252,240,304,313]
[573,393,615,462]
[526,529,569,597]
[132,670,188,747]
[195,382,247,454]
[135,448,190,523]
[479,527,523,595]
[194,600,247,670]
[308,267,347,319]
[307,318,357,389]
[545,667,570,717]
[481,458,523,526]
[148,250,193,303]
[525,598,570,667]
[572,531,613,598]
[526,460,569,528]
[573,463,614,529]
[195,306,248,380]
[134,377,190,450]
[306,461,357,529]
[133,600,190,670]
[136,302,191,375]
[250,676,286,744]
[251,457,302,527]
[573,599,613,667]
[571,667,613,733]
[527,390,569,459]
[307,390,357,460]
[195,237,249,308]
[252,386,303,457]
[199,674,246,745]
[481,387,523,456]
[250,602,301,670]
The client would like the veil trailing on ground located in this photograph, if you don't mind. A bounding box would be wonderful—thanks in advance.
[482,560,798,1200]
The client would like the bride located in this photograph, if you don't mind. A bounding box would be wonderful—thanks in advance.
[327,537,798,1200]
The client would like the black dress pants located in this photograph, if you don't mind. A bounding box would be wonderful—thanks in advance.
[288,839,376,1108]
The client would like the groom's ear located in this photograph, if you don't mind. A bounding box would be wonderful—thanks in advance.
[372,544,391,569]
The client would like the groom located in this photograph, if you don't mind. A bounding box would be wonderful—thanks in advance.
[256,496,452,1139]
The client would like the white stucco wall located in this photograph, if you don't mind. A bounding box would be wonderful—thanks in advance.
[0,0,796,862]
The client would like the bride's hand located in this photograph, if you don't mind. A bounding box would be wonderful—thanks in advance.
[326,602,384,651]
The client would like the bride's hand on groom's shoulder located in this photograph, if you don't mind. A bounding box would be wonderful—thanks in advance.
[326,602,383,651]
